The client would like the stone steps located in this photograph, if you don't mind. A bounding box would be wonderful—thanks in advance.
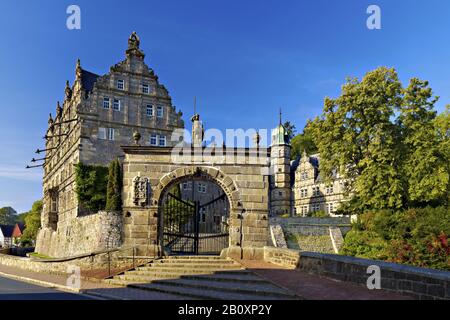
[129,279,297,300]
[102,256,300,300]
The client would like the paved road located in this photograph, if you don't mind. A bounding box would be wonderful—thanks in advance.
[0,276,93,300]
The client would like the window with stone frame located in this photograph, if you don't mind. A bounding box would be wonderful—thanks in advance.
[103,97,110,109]
[159,135,166,146]
[182,182,192,190]
[146,104,154,117]
[326,203,334,214]
[142,83,150,94]
[312,186,320,197]
[98,127,107,140]
[326,185,334,195]
[197,183,207,193]
[113,99,121,111]
[312,203,321,212]
[150,134,157,146]
[107,128,115,141]
[157,105,164,118]
[117,79,124,90]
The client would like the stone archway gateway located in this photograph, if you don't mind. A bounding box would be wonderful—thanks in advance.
[158,168,231,255]
[120,144,273,259]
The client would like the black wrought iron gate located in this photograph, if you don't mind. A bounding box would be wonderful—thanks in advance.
[162,192,229,255]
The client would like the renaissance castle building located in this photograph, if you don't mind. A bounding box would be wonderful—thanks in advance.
[35,33,348,258]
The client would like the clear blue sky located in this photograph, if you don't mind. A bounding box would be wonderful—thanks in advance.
[0,0,449,213]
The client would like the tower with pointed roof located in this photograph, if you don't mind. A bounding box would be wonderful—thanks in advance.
[269,110,292,216]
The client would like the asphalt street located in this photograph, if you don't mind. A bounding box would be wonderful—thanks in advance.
[0,275,93,300]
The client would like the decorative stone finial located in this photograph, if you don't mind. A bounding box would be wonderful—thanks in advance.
[76,58,82,80]
[48,113,54,125]
[56,101,63,117]
[65,80,72,100]
[126,31,145,59]
[133,131,142,146]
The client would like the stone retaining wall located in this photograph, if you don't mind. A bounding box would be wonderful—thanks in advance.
[36,211,123,258]
[263,246,300,269]
[298,252,450,300]
[271,217,351,236]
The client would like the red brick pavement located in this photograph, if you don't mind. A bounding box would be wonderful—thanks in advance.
[238,260,415,300]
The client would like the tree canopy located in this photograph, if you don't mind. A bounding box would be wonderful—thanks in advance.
[308,67,449,211]
[21,200,43,242]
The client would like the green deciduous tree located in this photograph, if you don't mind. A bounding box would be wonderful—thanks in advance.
[283,121,297,141]
[0,207,17,224]
[21,200,43,242]
[310,67,450,211]
[310,67,404,210]
[105,159,123,212]
[399,79,448,206]
[291,120,318,159]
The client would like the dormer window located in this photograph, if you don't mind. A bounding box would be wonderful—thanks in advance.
[117,79,124,90]
[142,84,150,94]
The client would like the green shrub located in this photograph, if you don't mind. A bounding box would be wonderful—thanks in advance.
[307,210,330,218]
[105,159,122,211]
[342,206,450,270]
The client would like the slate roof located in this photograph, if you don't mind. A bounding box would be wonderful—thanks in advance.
[81,69,100,92]
[0,225,15,238]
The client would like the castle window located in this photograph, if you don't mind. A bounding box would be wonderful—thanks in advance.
[103,97,110,109]
[312,186,320,197]
[182,182,192,190]
[300,171,308,180]
[312,203,321,212]
[150,134,157,146]
[198,183,207,193]
[157,106,164,118]
[98,127,107,140]
[327,203,334,214]
[146,105,154,117]
[107,128,115,140]
[326,185,334,195]
[117,79,124,90]
[159,135,166,147]
[302,206,309,215]
[113,99,121,111]
[142,84,150,94]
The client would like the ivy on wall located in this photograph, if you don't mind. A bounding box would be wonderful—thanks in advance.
[75,163,109,213]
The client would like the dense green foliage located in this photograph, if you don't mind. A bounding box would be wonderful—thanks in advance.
[21,200,43,243]
[283,121,297,141]
[308,67,449,210]
[0,207,17,224]
[341,207,450,270]
[306,210,330,218]
[75,163,109,212]
[291,121,318,160]
[105,159,122,212]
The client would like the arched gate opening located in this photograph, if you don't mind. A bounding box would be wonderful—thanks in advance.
[158,172,230,255]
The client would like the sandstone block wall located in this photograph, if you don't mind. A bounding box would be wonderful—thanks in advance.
[36,211,123,258]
